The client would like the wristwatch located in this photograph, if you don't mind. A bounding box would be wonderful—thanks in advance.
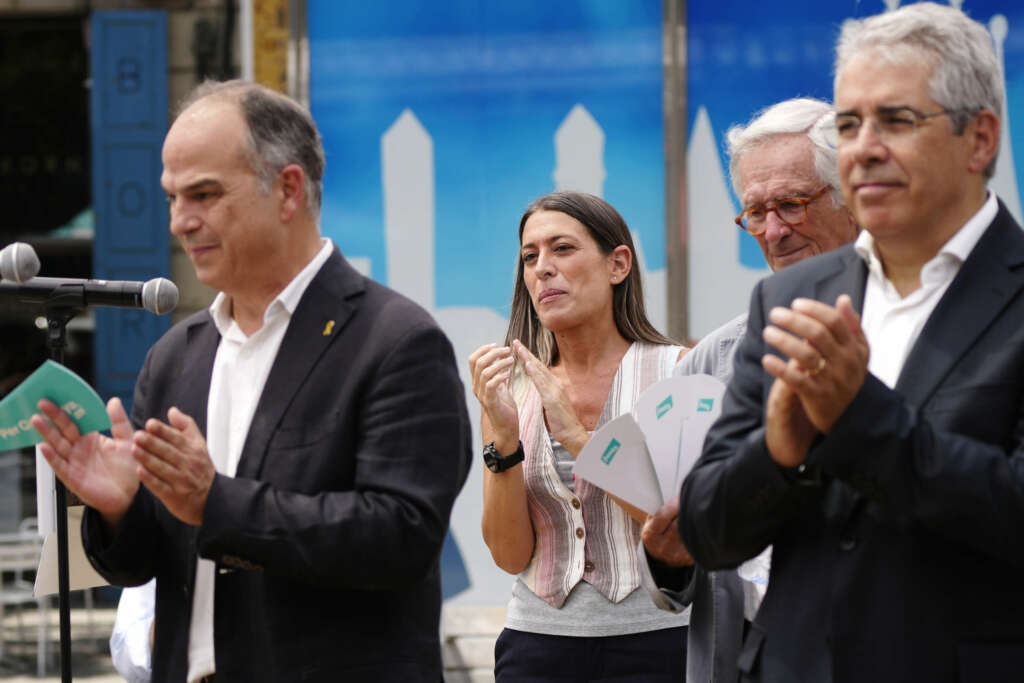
[483,441,525,473]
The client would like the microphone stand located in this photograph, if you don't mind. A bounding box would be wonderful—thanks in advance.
[43,302,82,683]
[3,267,175,680]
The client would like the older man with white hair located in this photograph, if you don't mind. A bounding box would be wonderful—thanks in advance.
[642,96,857,683]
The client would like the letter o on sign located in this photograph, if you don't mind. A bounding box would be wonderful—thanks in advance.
[118,182,145,217]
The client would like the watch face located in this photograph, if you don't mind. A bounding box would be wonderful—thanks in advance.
[483,442,522,473]
[483,445,503,473]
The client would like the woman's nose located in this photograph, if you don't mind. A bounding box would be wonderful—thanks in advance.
[533,251,554,277]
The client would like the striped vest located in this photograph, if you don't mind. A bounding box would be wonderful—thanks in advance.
[517,341,683,608]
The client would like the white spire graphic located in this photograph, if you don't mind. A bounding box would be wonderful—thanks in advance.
[883,0,901,12]
[988,14,1023,225]
[382,109,435,311]
[947,0,964,10]
[554,104,607,196]
[687,106,767,338]
[380,108,513,605]
[551,104,667,332]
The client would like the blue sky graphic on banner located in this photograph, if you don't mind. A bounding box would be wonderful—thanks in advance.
[687,0,1024,337]
[309,1,664,313]
[309,0,664,605]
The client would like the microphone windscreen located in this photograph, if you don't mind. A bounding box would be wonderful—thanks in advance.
[142,278,179,315]
[0,242,41,283]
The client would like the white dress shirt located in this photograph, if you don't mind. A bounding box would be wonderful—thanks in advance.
[855,193,997,388]
[110,579,156,683]
[186,239,334,682]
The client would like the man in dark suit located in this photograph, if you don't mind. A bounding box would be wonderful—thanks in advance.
[31,80,472,682]
[679,4,1024,682]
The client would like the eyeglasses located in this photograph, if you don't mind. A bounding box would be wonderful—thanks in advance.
[834,106,973,143]
[734,186,831,236]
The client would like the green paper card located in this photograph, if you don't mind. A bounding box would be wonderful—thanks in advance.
[0,360,111,450]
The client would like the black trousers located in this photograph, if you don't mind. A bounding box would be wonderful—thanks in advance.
[495,626,687,682]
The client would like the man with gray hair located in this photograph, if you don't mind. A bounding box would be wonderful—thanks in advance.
[641,97,857,683]
[32,80,472,682]
[681,96,856,378]
[680,3,1024,681]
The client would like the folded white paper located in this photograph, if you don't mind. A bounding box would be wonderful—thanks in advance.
[574,374,726,514]
[573,414,663,514]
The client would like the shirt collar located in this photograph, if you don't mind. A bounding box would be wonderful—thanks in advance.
[209,238,334,336]
[854,192,999,270]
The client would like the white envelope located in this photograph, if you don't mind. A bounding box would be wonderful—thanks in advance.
[635,374,726,500]
[574,374,726,514]
[633,377,690,502]
[666,374,726,424]
[677,412,721,493]
[573,413,662,514]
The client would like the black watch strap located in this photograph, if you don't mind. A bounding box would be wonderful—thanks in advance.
[483,441,525,473]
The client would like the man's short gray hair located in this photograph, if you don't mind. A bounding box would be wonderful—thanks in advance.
[726,97,842,206]
[835,1,1002,178]
[177,80,326,214]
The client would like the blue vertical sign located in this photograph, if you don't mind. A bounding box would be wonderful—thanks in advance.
[309,0,665,604]
[90,11,171,412]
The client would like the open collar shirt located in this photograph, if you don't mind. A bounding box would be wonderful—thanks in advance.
[855,193,996,389]
[187,238,333,682]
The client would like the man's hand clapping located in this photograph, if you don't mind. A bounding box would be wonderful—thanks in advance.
[761,295,869,466]
[32,397,140,531]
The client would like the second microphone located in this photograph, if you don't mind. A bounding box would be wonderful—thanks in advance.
[0,277,179,315]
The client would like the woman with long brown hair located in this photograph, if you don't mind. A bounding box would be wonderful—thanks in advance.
[469,191,691,681]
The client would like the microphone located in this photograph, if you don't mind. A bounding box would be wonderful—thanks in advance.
[0,242,41,282]
[0,276,179,315]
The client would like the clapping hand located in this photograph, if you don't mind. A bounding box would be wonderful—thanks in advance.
[132,407,216,527]
[512,340,589,456]
[32,397,140,529]
[468,343,520,452]
[761,295,869,466]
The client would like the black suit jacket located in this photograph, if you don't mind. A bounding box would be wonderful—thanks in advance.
[680,202,1024,683]
[83,249,472,682]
